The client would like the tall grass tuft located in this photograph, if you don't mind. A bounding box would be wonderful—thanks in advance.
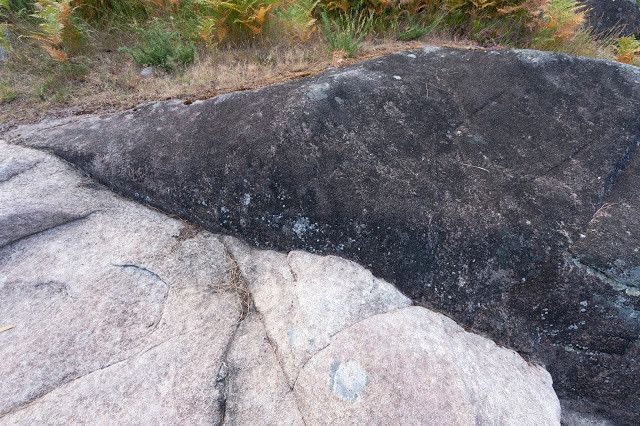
[397,13,444,41]
[120,21,195,71]
[320,9,372,57]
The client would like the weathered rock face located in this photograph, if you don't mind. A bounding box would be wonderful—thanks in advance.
[8,47,640,423]
[0,141,560,424]
[583,0,640,36]
[0,143,241,423]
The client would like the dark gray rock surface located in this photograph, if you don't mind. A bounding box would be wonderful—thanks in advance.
[583,0,640,36]
[8,47,640,423]
[0,141,561,424]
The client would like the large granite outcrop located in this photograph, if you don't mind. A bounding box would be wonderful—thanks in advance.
[0,141,560,423]
[7,47,640,423]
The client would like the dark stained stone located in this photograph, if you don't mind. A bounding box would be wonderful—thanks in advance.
[583,0,640,36]
[9,47,640,424]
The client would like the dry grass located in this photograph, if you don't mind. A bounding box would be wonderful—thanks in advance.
[2,0,633,130]
[0,34,479,129]
[225,252,253,319]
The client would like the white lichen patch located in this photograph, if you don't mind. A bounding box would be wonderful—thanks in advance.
[292,217,316,238]
[330,67,382,83]
[421,45,441,55]
[212,92,236,105]
[330,360,368,402]
[513,49,557,65]
[306,83,331,101]
[288,328,301,347]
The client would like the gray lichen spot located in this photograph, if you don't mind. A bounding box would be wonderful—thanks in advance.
[287,328,301,347]
[421,45,441,55]
[571,257,640,297]
[212,92,236,105]
[619,63,640,85]
[292,217,315,238]
[513,49,556,65]
[383,101,405,119]
[330,359,368,402]
[306,83,330,101]
[626,284,640,297]
[242,193,251,206]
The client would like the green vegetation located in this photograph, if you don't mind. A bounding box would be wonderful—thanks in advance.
[617,35,640,64]
[397,14,444,42]
[0,0,638,125]
[0,82,17,103]
[320,10,372,57]
[3,0,636,64]
[120,22,195,71]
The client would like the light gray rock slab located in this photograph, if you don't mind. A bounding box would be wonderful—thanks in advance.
[0,141,240,423]
[295,306,561,425]
[224,312,305,425]
[223,236,411,384]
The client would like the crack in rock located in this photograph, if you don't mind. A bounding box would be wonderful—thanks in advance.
[570,255,640,297]
[0,211,98,253]
[0,324,210,419]
[111,263,171,333]
[0,160,41,184]
[218,239,309,424]
[215,240,255,426]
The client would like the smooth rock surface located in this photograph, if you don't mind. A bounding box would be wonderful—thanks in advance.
[296,307,559,424]
[223,237,411,383]
[0,140,561,424]
[9,47,638,422]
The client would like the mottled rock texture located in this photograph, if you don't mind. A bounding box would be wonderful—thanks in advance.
[7,47,640,423]
[0,141,560,424]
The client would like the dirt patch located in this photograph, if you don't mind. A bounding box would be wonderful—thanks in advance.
[0,36,481,131]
